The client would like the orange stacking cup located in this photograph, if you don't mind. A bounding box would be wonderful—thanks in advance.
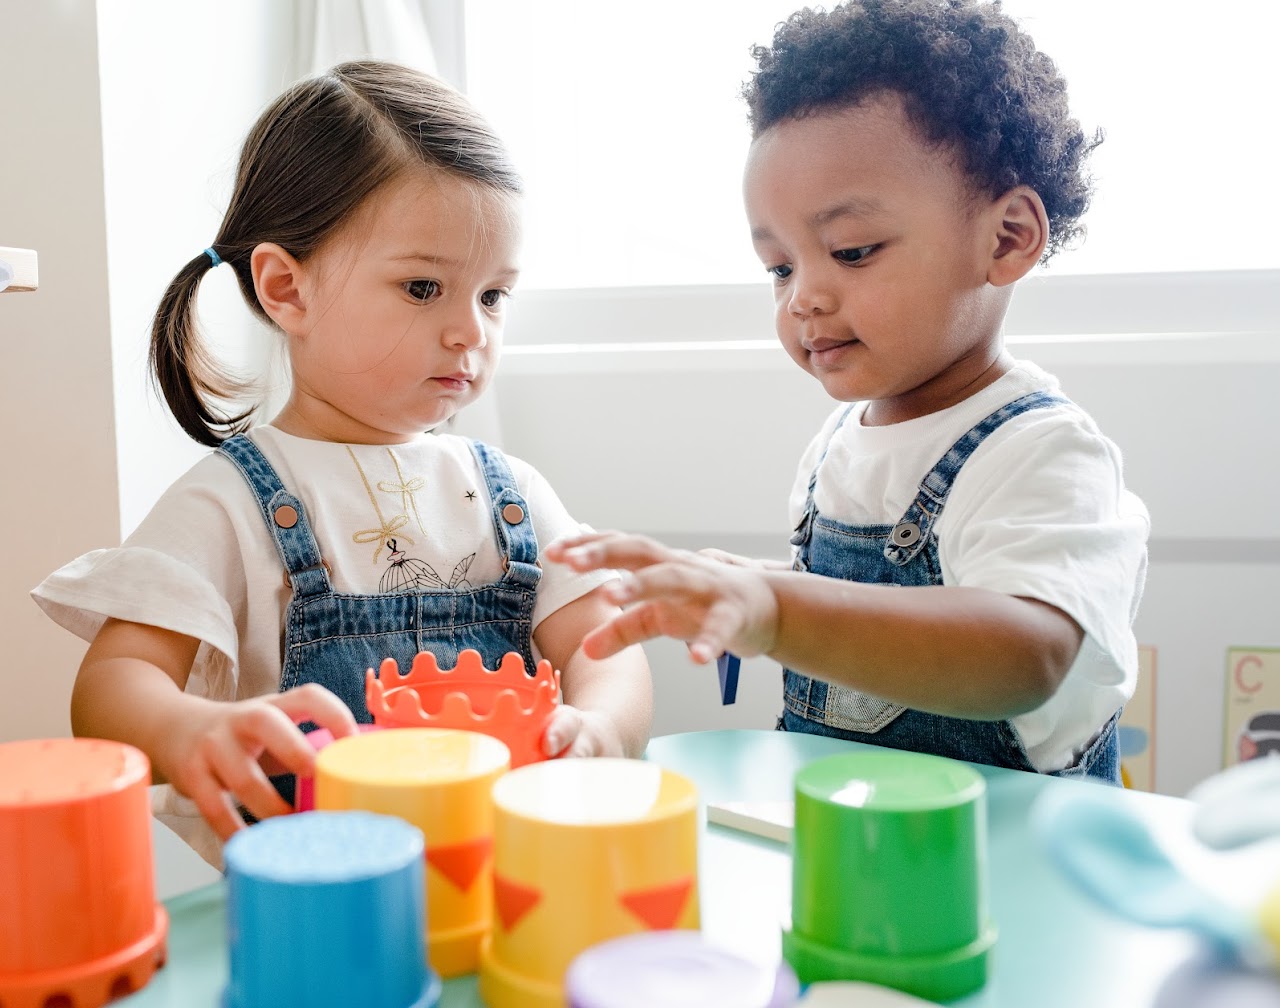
[479,758,701,1008]
[0,738,168,1008]
[315,727,511,978]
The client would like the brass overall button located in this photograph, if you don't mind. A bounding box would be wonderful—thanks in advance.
[502,503,525,525]
[274,505,299,529]
[891,522,921,546]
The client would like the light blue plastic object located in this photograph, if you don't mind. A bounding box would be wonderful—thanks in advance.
[223,810,441,1008]
[1188,756,1280,850]
[1033,789,1256,956]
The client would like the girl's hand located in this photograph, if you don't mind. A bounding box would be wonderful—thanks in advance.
[160,683,358,841]
[545,531,780,664]
[541,704,626,758]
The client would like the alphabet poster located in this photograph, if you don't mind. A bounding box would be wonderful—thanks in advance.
[1119,644,1156,791]
[1223,647,1280,768]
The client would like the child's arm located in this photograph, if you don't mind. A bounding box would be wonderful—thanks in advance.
[72,618,358,839]
[546,532,1082,721]
[533,585,653,759]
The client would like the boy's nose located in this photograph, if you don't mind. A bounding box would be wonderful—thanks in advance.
[786,274,837,317]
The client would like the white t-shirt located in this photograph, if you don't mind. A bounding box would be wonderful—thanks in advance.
[32,426,611,866]
[789,361,1149,772]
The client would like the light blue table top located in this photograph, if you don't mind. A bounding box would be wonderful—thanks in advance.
[119,729,1280,1007]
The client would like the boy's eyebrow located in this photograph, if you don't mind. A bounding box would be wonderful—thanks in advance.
[811,197,887,227]
[751,196,888,242]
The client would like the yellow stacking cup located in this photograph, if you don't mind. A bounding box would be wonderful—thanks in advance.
[314,728,510,978]
[478,758,700,1008]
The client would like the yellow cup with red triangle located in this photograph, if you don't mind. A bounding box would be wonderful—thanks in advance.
[478,758,700,1008]
[314,727,509,977]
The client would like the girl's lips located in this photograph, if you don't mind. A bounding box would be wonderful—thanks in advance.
[432,375,473,391]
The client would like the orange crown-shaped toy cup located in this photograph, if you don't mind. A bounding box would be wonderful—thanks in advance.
[367,649,560,768]
[0,738,168,1008]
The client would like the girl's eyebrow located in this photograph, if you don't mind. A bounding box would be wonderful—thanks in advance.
[389,252,520,281]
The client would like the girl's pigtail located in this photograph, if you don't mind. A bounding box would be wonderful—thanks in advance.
[148,251,255,447]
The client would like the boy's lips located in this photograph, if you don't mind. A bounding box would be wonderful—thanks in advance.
[805,338,861,368]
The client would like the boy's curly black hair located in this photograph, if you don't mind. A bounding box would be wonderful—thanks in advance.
[743,0,1101,259]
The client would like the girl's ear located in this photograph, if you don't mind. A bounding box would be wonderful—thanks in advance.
[251,242,309,332]
[986,186,1049,287]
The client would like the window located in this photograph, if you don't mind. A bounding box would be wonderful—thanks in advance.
[465,0,1280,291]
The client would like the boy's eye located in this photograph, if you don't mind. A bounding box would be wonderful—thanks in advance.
[767,264,793,281]
[403,279,441,302]
[480,288,508,308]
[833,245,877,265]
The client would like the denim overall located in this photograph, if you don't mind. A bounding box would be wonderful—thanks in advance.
[218,434,542,801]
[780,391,1121,783]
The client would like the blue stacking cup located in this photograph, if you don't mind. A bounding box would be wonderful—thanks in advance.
[223,810,441,1008]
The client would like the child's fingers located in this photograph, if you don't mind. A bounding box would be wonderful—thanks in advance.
[187,772,247,842]
[230,702,318,778]
[583,600,686,660]
[555,532,680,573]
[542,705,581,757]
[273,683,360,743]
[208,734,295,823]
[689,600,744,665]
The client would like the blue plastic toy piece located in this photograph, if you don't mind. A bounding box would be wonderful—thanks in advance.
[717,652,741,705]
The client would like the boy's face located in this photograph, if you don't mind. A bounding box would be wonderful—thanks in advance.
[744,95,1012,425]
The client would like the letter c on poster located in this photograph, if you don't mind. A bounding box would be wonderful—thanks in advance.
[1234,654,1264,694]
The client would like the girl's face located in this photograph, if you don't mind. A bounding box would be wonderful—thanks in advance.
[744,95,1013,427]
[275,169,521,444]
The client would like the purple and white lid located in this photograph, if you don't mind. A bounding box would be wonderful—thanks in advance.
[566,930,800,1008]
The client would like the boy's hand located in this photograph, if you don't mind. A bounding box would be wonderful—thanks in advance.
[160,683,358,841]
[542,704,626,758]
[545,531,779,664]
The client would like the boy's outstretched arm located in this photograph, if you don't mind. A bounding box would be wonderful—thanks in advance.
[546,531,1082,722]
[533,584,654,758]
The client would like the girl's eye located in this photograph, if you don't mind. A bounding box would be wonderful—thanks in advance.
[767,264,793,281]
[403,279,441,302]
[480,288,508,308]
[834,245,877,265]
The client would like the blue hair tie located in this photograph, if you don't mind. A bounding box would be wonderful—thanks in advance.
[204,247,223,268]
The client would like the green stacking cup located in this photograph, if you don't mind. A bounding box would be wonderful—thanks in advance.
[781,749,996,1001]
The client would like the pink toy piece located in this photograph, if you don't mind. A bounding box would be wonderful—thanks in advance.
[367,649,560,768]
[294,724,384,812]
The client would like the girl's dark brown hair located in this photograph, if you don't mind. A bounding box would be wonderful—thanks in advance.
[150,60,522,446]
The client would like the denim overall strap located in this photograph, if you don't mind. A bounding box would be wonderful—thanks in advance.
[790,404,858,572]
[217,434,332,598]
[469,440,542,592]
[779,389,1122,783]
[883,391,1070,565]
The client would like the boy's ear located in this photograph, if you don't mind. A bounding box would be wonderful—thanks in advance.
[986,186,1049,287]
[251,242,309,332]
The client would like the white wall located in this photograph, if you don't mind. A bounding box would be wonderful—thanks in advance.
[97,1,294,538]
[493,293,1280,798]
[0,2,291,745]
[0,1,119,743]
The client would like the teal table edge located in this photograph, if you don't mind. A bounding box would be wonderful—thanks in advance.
[116,729,1219,1007]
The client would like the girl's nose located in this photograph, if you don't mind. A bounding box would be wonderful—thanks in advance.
[442,307,488,350]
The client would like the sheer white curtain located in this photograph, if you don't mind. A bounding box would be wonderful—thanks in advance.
[291,0,437,79]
